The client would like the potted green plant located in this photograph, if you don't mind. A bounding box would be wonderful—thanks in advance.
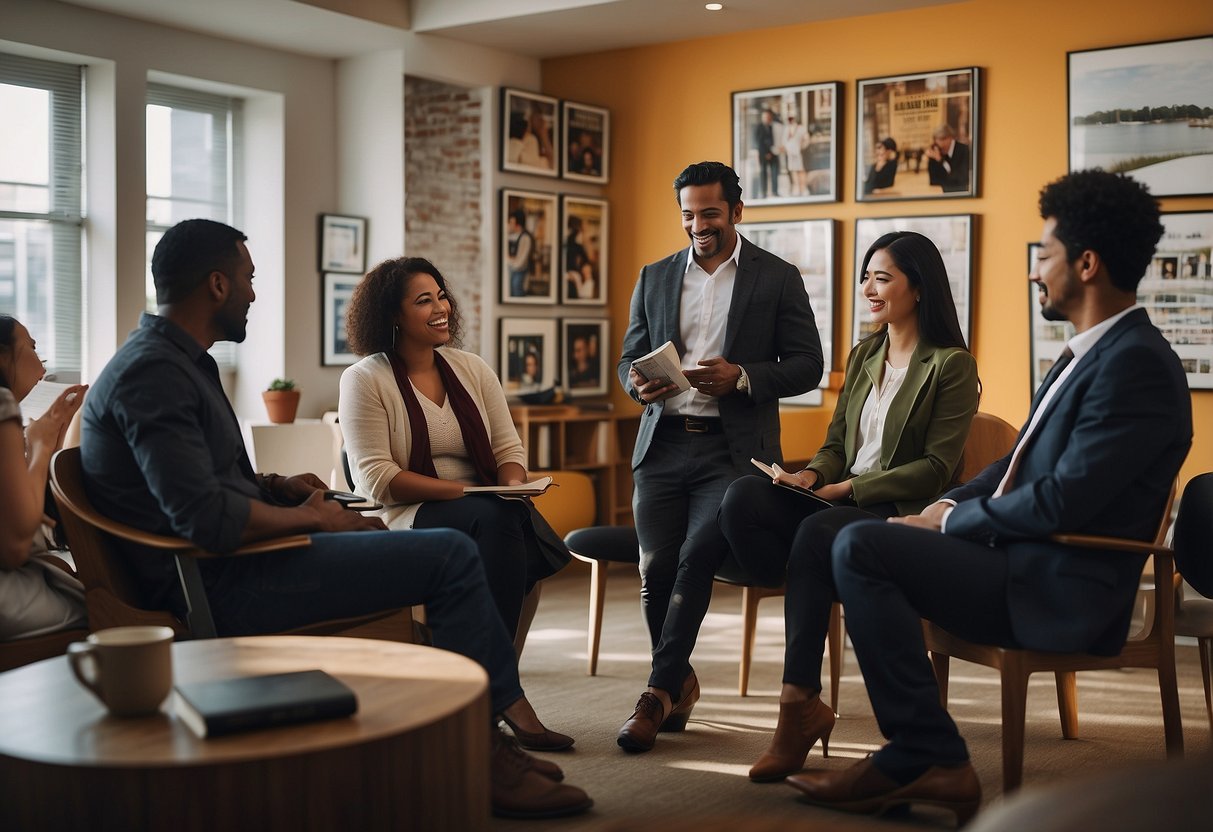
[262,378,301,424]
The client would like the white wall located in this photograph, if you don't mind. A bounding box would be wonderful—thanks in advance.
[2,0,548,416]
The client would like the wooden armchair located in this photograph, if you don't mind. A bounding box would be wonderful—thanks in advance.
[49,447,413,642]
[924,481,1183,791]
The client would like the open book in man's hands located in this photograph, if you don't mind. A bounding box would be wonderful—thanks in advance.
[464,475,554,497]
[750,458,832,507]
[630,341,691,394]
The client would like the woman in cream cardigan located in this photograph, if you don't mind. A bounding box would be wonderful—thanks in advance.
[718,231,979,782]
[339,257,572,750]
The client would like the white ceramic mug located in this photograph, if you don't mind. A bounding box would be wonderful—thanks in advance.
[67,625,175,716]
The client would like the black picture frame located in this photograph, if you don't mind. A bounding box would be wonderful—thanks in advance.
[561,318,610,397]
[322,272,359,366]
[500,188,559,305]
[731,81,842,205]
[318,214,367,274]
[501,88,559,178]
[1068,35,1213,198]
[561,101,610,184]
[499,317,559,397]
[855,67,980,201]
[560,195,608,305]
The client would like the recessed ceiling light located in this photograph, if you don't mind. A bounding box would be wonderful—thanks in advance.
[705,3,724,10]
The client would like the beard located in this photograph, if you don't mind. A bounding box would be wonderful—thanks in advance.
[217,298,249,343]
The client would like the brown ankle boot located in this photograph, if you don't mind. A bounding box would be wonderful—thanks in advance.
[491,728,592,818]
[749,696,836,782]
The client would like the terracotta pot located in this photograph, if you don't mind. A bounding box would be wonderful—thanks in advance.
[262,390,301,424]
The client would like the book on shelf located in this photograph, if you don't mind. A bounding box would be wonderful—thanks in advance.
[464,475,554,497]
[174,669,358,739]
[630,341,690,394]
[750,458,832,507]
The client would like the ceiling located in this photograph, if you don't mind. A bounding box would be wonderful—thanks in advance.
[56,0,961,60]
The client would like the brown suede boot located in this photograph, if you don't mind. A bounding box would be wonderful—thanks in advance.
[749,696,836,782]
[491,728,592,819]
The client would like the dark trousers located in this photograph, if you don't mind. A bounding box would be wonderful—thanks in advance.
[204,528,524,715]
[632,428,736,696]
[832,520,1017,779]
[719,477,893,693]
[414,494,549,638]
[759,154,780,197]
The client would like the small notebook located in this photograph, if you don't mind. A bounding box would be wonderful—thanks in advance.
[464,475,554,497]
[750,458,832,507]
[174,669,358,738]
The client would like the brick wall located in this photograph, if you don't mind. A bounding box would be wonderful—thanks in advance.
[403,76,483,352]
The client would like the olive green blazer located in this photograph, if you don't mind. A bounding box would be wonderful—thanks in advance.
[804,334,979,515]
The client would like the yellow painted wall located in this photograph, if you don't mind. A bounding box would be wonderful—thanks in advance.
[543,0,1213,483]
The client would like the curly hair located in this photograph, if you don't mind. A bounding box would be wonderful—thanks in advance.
[344,257,463,356]
[1038,170,1163,293]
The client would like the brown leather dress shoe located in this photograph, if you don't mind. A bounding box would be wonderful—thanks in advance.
[617,691,665,752]
[660,671,700,732]
[786,756,981,827]
[496,731,565,781]
[491,728,592,819]
[749,696,836,782]
[501,714,575,751]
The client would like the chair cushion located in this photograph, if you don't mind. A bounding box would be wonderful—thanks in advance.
[564,526,640,563]
[1174,473,1213,598]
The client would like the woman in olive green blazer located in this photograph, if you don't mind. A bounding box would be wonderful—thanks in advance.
[718,231,979,783]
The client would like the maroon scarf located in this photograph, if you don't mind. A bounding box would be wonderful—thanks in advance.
[387,350,498,486]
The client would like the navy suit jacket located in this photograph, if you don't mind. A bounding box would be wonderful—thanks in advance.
[617,237,823,475]
[944,308,1191,654]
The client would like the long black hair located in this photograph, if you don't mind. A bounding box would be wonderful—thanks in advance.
[858,231,968,351]
[0,314,17,389]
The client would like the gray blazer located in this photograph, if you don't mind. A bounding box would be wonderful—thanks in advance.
[617,237,824,474]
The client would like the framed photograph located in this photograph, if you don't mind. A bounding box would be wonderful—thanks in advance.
[322,273,360,366]
[499,318,559,397]
[501,88,559,177]
[562,101,610,183]
[1027,243,1075,395]
[1141,212,1213,389]
[562,318,610,397]
[560,195,609,305]
[318,214,367,273]
[501,189,559,304]
[1068,36,1213,197]
[739,219,835,406]
[732,82,841,205]
[852,215,974,347]
[856,67,979,201]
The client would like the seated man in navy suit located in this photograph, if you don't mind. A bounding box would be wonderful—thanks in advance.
[780,170,1192,823]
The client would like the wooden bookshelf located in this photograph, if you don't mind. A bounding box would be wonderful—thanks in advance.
[510,404,640,527]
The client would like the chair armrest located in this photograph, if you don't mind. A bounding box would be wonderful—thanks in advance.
[1049,533,1173,557]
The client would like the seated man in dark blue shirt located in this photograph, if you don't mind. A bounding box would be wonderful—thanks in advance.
[80,219,591,821]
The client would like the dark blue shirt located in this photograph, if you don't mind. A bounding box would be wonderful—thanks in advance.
[81,313,265,609]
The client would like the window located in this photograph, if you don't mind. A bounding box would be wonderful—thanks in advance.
[145,83,243,365]
[0,53,84,381]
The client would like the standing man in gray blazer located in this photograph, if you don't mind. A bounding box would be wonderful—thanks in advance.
[616,161,823,752]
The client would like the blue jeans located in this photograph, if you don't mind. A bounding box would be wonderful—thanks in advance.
[201,528,524,714]
[510,268,527,297]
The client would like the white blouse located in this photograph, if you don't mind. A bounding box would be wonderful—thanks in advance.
[850,360,908,476]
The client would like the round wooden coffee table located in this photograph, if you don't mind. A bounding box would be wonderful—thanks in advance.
[0,636,490,831]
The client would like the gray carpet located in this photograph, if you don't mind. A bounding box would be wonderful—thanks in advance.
[498,564,1213,830]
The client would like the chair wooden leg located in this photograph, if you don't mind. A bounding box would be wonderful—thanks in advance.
[739,586,761,696]
[827,602,842,714]
[1055,670,1079,739]
[1000,655,1029,793]
[587,561,608,676]
[1200,637,1213,736]
[1157,637,1184,758]
[514,583,542,660]
[930,651,951,707]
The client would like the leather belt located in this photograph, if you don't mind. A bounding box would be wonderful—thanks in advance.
[657,416,724,435]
